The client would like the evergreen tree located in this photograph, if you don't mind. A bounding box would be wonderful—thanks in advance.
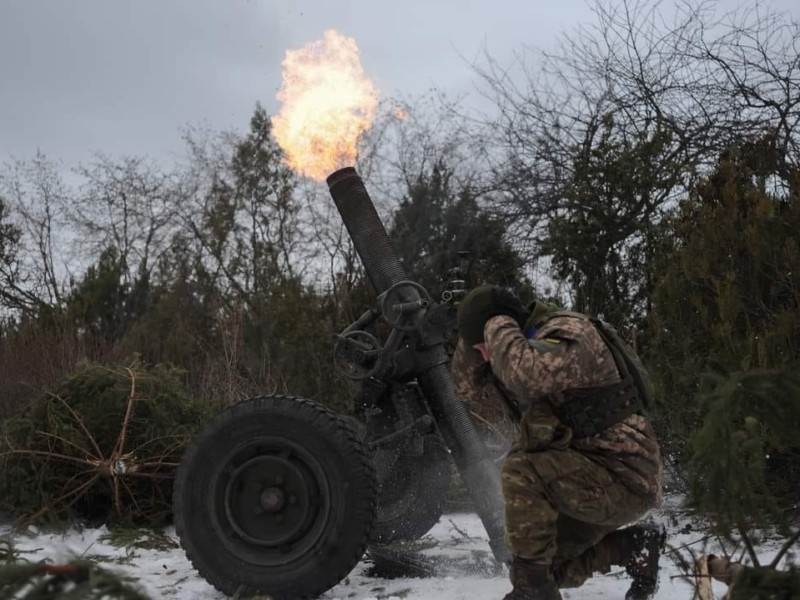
[542,118,682,329]
[689,366,800,537]
[65,246,149,354]
[683,365,800,595]
[195,104,297,299]
[230,104,298,289]
[647,133,800,442]
[119,240,220,398]
[390,161,530,299]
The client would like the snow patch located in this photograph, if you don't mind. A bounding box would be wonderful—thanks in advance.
[0,496,784,599]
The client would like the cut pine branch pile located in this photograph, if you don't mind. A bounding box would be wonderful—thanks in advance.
[0,560,150,600]
[0,362,214,525]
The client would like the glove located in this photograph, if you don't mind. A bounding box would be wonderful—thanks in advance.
[456,285,527,346]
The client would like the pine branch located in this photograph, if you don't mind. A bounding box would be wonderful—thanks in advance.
[770,528,800,569]
[0,560,151,600]
[737,522,761,567]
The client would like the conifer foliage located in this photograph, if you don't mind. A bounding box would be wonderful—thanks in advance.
[390,161,529,298]
[686,366,800,597]
[0,362,213,525]
[688,366,800,537]
[647,135,800,441]
[0,560,149,600]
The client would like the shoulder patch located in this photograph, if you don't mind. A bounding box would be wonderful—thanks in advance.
[528,337,565,353]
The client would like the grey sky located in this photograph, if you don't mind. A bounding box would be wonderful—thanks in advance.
[1,0,797,166]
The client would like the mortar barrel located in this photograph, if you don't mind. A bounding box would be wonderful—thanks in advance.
[326,167,407,295]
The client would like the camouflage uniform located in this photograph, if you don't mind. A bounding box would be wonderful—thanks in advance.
[451,313,663,588]
[451,337,520,454]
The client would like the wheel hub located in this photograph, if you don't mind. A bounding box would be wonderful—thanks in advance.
[260,486,286,512]
[223,453,320,552]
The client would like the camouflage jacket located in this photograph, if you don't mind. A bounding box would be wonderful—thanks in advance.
[451,314,663,501]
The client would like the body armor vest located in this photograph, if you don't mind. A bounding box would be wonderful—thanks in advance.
[538,311,654,438]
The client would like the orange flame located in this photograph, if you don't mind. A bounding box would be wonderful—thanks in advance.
[271,30,379,181]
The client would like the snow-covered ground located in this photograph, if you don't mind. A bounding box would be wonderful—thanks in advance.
[0,495,781,599]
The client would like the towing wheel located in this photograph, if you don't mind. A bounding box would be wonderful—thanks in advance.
[173,395,376,599]
[371,433,450,543]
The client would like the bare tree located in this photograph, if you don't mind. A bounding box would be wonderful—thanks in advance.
[472,0,800,323]
[0,152,72,312]
[71,155,184,283]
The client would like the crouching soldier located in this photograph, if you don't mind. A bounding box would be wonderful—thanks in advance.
[452,285,665,600]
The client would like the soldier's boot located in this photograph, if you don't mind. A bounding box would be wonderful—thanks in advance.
[622,521,667,600]
[502,557,561,600]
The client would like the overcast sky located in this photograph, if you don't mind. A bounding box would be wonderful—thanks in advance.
[1,0,797,167]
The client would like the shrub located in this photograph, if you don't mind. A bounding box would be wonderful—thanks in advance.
[0,362,215,525]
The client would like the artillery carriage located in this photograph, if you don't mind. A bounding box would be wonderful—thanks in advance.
[173,167,510,598]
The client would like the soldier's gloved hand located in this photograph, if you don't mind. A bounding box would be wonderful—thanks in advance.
[456,284,527,346]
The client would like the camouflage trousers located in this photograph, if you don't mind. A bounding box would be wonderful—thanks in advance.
[502,448,655,588]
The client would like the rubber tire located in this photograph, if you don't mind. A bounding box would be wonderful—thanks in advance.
[371,434,450,543]
[173,395,376,599]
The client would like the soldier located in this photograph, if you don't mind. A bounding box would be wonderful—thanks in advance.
[452,285,665,600]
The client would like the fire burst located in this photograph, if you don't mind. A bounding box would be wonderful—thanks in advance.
[271,30,379,181]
